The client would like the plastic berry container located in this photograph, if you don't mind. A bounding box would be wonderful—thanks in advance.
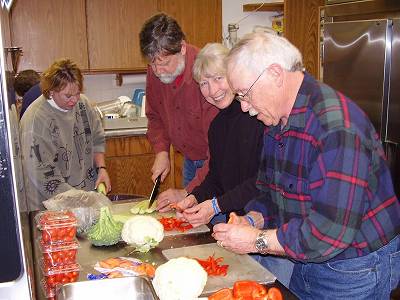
[41,261,81,290]
[38,238,80,268]
[41,278,56,299]
[36,210,77,244]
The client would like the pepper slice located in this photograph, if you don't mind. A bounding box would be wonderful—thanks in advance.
[158,216,193,232]
[208,288,233,300]
[194,255,229,276]
[233,281,267,299]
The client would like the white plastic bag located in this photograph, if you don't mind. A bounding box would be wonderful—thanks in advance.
[43,189,112,236]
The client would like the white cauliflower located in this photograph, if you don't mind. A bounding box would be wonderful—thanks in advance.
[153,257,207,300]
[121,215,164,252]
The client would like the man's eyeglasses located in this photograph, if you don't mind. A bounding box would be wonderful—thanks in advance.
[235,67,268,102]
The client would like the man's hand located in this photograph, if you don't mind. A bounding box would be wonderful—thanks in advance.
[151,151,170,182]
[156,189,187,212]
[212,223,260,254]
[182,199,215,228]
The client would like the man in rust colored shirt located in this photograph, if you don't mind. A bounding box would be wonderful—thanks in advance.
[139,13,218,204]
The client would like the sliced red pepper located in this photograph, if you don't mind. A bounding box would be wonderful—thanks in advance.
[194,255,229,277]
[233,281,267,299]
[208,288,233,300]
[266,287,283,300]
[158,217,193,232]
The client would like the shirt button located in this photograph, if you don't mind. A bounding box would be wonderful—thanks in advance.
[178,127,181,130]
[176,106,180,110]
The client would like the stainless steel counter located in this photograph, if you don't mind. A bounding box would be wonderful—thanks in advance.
[31,200,297,300]
[105,127,147,137]
[31,199,214,300]
[103,116,148,137]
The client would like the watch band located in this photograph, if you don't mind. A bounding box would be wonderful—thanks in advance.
[255,230,269,254]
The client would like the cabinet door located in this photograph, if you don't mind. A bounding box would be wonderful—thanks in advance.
[105,136,183,196]
[10,0,88,71]
[86,0,157,71]
[158,0,222,48]
[284,0,324,78]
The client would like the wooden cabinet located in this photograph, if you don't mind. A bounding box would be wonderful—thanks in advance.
[9,0,222,72]
[105,135,183,196]
[158,0,222,49]
[284,0,324,78]
[10,0,88,71]
[243,0,324,78]
[86,0,157,71]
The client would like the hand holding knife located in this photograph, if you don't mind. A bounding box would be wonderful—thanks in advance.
[148,174,162,209]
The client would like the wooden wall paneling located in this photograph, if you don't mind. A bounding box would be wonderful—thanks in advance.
[86,0,158,71]
[284,0,324,78]
[10,0,88,71]
[158,0,222,48]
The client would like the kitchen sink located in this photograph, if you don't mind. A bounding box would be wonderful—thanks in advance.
[56,276,159,300]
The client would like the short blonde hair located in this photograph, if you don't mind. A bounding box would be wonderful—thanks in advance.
[41,58,83,99]
[193,43,229,83]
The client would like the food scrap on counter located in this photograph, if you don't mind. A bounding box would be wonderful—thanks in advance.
[158,216,193,232]
[194,255,229,276]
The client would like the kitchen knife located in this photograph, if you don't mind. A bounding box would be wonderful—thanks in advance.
[148,175,161,209]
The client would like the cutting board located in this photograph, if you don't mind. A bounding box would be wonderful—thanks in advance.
[162,243,276,295]
[110,201,210,236]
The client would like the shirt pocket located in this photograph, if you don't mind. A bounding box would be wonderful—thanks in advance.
[184,105,202,131]
[258,168,311,214]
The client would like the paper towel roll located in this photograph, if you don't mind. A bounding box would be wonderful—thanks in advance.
[120,74,146,86]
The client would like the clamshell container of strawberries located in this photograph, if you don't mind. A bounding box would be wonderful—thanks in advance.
[36,210,78,244]
[38,238,80,268]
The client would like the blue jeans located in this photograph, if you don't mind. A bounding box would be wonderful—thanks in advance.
[251,254,294,289]
[289,235,400,299]
[183,158,205,187]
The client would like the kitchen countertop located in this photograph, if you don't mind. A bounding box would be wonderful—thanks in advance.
[103,116,148,137]
[31,199,297,299]
[105,127,147,137]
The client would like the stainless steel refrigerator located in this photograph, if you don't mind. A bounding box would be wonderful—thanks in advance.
[323,1,400,195]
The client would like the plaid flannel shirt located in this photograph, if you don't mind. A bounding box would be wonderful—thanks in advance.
[250,73,400,263]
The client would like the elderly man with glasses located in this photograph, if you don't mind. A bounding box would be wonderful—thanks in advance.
[212,32,400,299]
[139,14,218,203]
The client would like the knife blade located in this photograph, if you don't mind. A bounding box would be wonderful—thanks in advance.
[148,175,161,209]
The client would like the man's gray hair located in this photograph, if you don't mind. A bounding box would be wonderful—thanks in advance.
[226,32,303,74]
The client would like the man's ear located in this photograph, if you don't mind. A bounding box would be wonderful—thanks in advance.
[180,40,187,56]
[268,63,284,87]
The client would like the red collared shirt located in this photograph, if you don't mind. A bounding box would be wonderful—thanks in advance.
[145,44,218,187]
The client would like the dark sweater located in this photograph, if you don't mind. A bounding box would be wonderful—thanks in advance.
[191,100,265,213]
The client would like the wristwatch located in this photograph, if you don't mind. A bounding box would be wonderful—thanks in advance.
[255,230,269,254]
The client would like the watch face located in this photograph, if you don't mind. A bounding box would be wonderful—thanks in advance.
[256,236,267,252]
